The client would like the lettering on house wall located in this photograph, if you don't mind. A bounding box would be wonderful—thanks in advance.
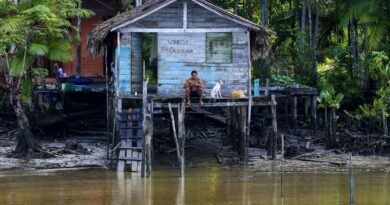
[158,33,205,63]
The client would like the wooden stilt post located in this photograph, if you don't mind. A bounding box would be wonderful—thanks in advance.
[168,103,183,175]
[349,153,355,205]
[105,46,110,160]
[116,99,125,172]
[224,106,231,146]
[291,96,297,132]
[246,97,252,165]
[142,78,152,177]
[304,97,310,122]
[238,106,247,162]
[144,105,153,177]
[285,96,289,125]
[178,101,186,176]
[311,95,317,133]
[281,134,284,198]
[231,106,239,152]
[271,95,278,160]
[246,30,252,164]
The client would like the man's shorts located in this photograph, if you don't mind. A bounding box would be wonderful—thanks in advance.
[190,90,199,97]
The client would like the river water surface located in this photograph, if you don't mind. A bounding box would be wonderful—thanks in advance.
[0,167,389,205]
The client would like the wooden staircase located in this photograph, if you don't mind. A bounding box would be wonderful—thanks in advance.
[116,108,144,172]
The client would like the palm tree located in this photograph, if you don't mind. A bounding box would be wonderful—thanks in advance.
[339,0,390,80]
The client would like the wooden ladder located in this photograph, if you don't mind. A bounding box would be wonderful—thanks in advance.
[117,108,144,172]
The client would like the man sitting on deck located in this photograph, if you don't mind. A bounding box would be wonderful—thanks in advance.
[184,70,205,106]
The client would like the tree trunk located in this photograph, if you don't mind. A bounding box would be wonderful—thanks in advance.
[312,10,319,87]
[295,0,300,30]
[261,0,270,82]
[262,0,268,26]
[307,4,312,47]
[234,0,238,14]
[76,0,82,77]
[246,0,253,20]
[363,23,369,89]
[300,0,307,64]
[350,20,358,77]
[11,88,35,157]
[353,19,359,78]
[383,106,388,136]
[327,107,333,146]
[301,0,307,33]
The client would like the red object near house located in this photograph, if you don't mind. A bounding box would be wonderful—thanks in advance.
[63,0,119,77]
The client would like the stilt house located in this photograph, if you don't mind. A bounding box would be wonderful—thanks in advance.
[88,0,274,97]
[87,0,275,175]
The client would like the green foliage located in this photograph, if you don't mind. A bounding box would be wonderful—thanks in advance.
[317,58,346,109]
[0,0,93,112]
[347,52,390,121]
[318,53,363,104]
[20,76,33,105]
[369,51,390,83]
[145,69,157,85]
[317,87,344,109]
[271,74,307,88]
[0,0,94,77]
[32,67,49,77]
[339,0,390,48]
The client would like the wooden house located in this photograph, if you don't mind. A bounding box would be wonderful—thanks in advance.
[63,0,120,77]
[88,0,274,97]
[87,0,276,175]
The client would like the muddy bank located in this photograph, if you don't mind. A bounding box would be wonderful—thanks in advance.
[1,110,389,173]
[1,134,390,173]
[0,108,108,171]
[0,139,107,171]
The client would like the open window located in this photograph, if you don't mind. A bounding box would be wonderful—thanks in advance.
[206,33,233,64]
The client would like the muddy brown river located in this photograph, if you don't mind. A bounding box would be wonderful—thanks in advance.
[0,167,389,205]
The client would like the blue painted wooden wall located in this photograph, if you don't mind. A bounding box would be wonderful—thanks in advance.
[118,34,131,95]
[157,32,249,96]
[117,0,251,97]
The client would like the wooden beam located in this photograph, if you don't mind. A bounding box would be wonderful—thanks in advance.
[141,79,149,177]
[311,95,317,133]
[153,101,273,108]
[271,95,278,160]
[246,30,252,165]
[178,101,186,176]
[120,28,247,33]
[168,103,181,172]
[111,0,177,31]
[116,32,120,97]
[292,96,297,132]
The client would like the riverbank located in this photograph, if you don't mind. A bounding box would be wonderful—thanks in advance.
[0,139,107,171]
[1,111,389,173]
[1,135,389,173]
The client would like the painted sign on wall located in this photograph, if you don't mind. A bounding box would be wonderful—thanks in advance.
[158,33,205,63]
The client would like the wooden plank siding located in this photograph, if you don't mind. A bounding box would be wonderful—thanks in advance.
[157,31,249,96]
[187,1,243,28]
[131,33,143,93]
[126,1,183,29]
[119,33,131,94]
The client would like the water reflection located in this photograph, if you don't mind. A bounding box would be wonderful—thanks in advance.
[0,168,389,205]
